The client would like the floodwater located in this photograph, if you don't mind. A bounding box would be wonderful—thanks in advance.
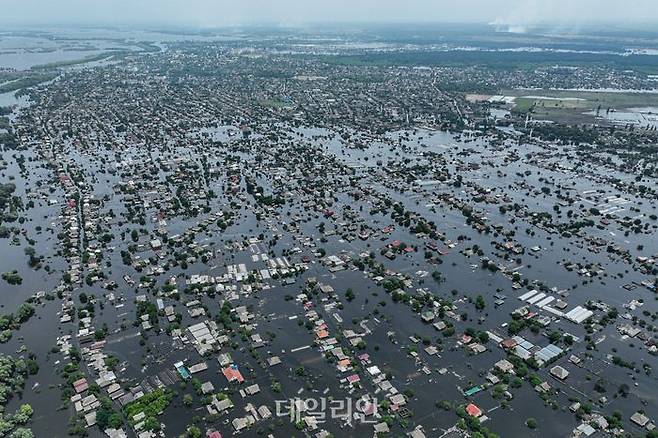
[0,49,108,70]
[587,106,658,128]
[0,34,657,435]
[1,120,657,437]
[0,90,29,108]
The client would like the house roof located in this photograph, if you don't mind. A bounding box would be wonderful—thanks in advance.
[500,338,517,349]
[465,403,482,417]
[346,374,360,384]
[222,365,245,383]
[550,365,569,380]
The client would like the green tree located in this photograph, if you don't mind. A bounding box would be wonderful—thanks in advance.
[475,295,485,310]
[13,404,33,424]
[10,428,34,438]
[187,425,202,438]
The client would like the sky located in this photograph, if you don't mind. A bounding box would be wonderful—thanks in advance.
[2,0,658,27]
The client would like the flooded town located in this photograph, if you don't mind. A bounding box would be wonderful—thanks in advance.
[1,3,658,438]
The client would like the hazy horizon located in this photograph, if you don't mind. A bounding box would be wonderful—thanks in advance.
[2,0,658,30]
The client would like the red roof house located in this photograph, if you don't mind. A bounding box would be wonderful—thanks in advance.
[222,365,245,383]
[466,403,482,418]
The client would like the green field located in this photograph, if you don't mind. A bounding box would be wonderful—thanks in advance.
[507,89,658,111]
[260,98,293,109]
[514,96,589,112]
[500,89,658,123]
